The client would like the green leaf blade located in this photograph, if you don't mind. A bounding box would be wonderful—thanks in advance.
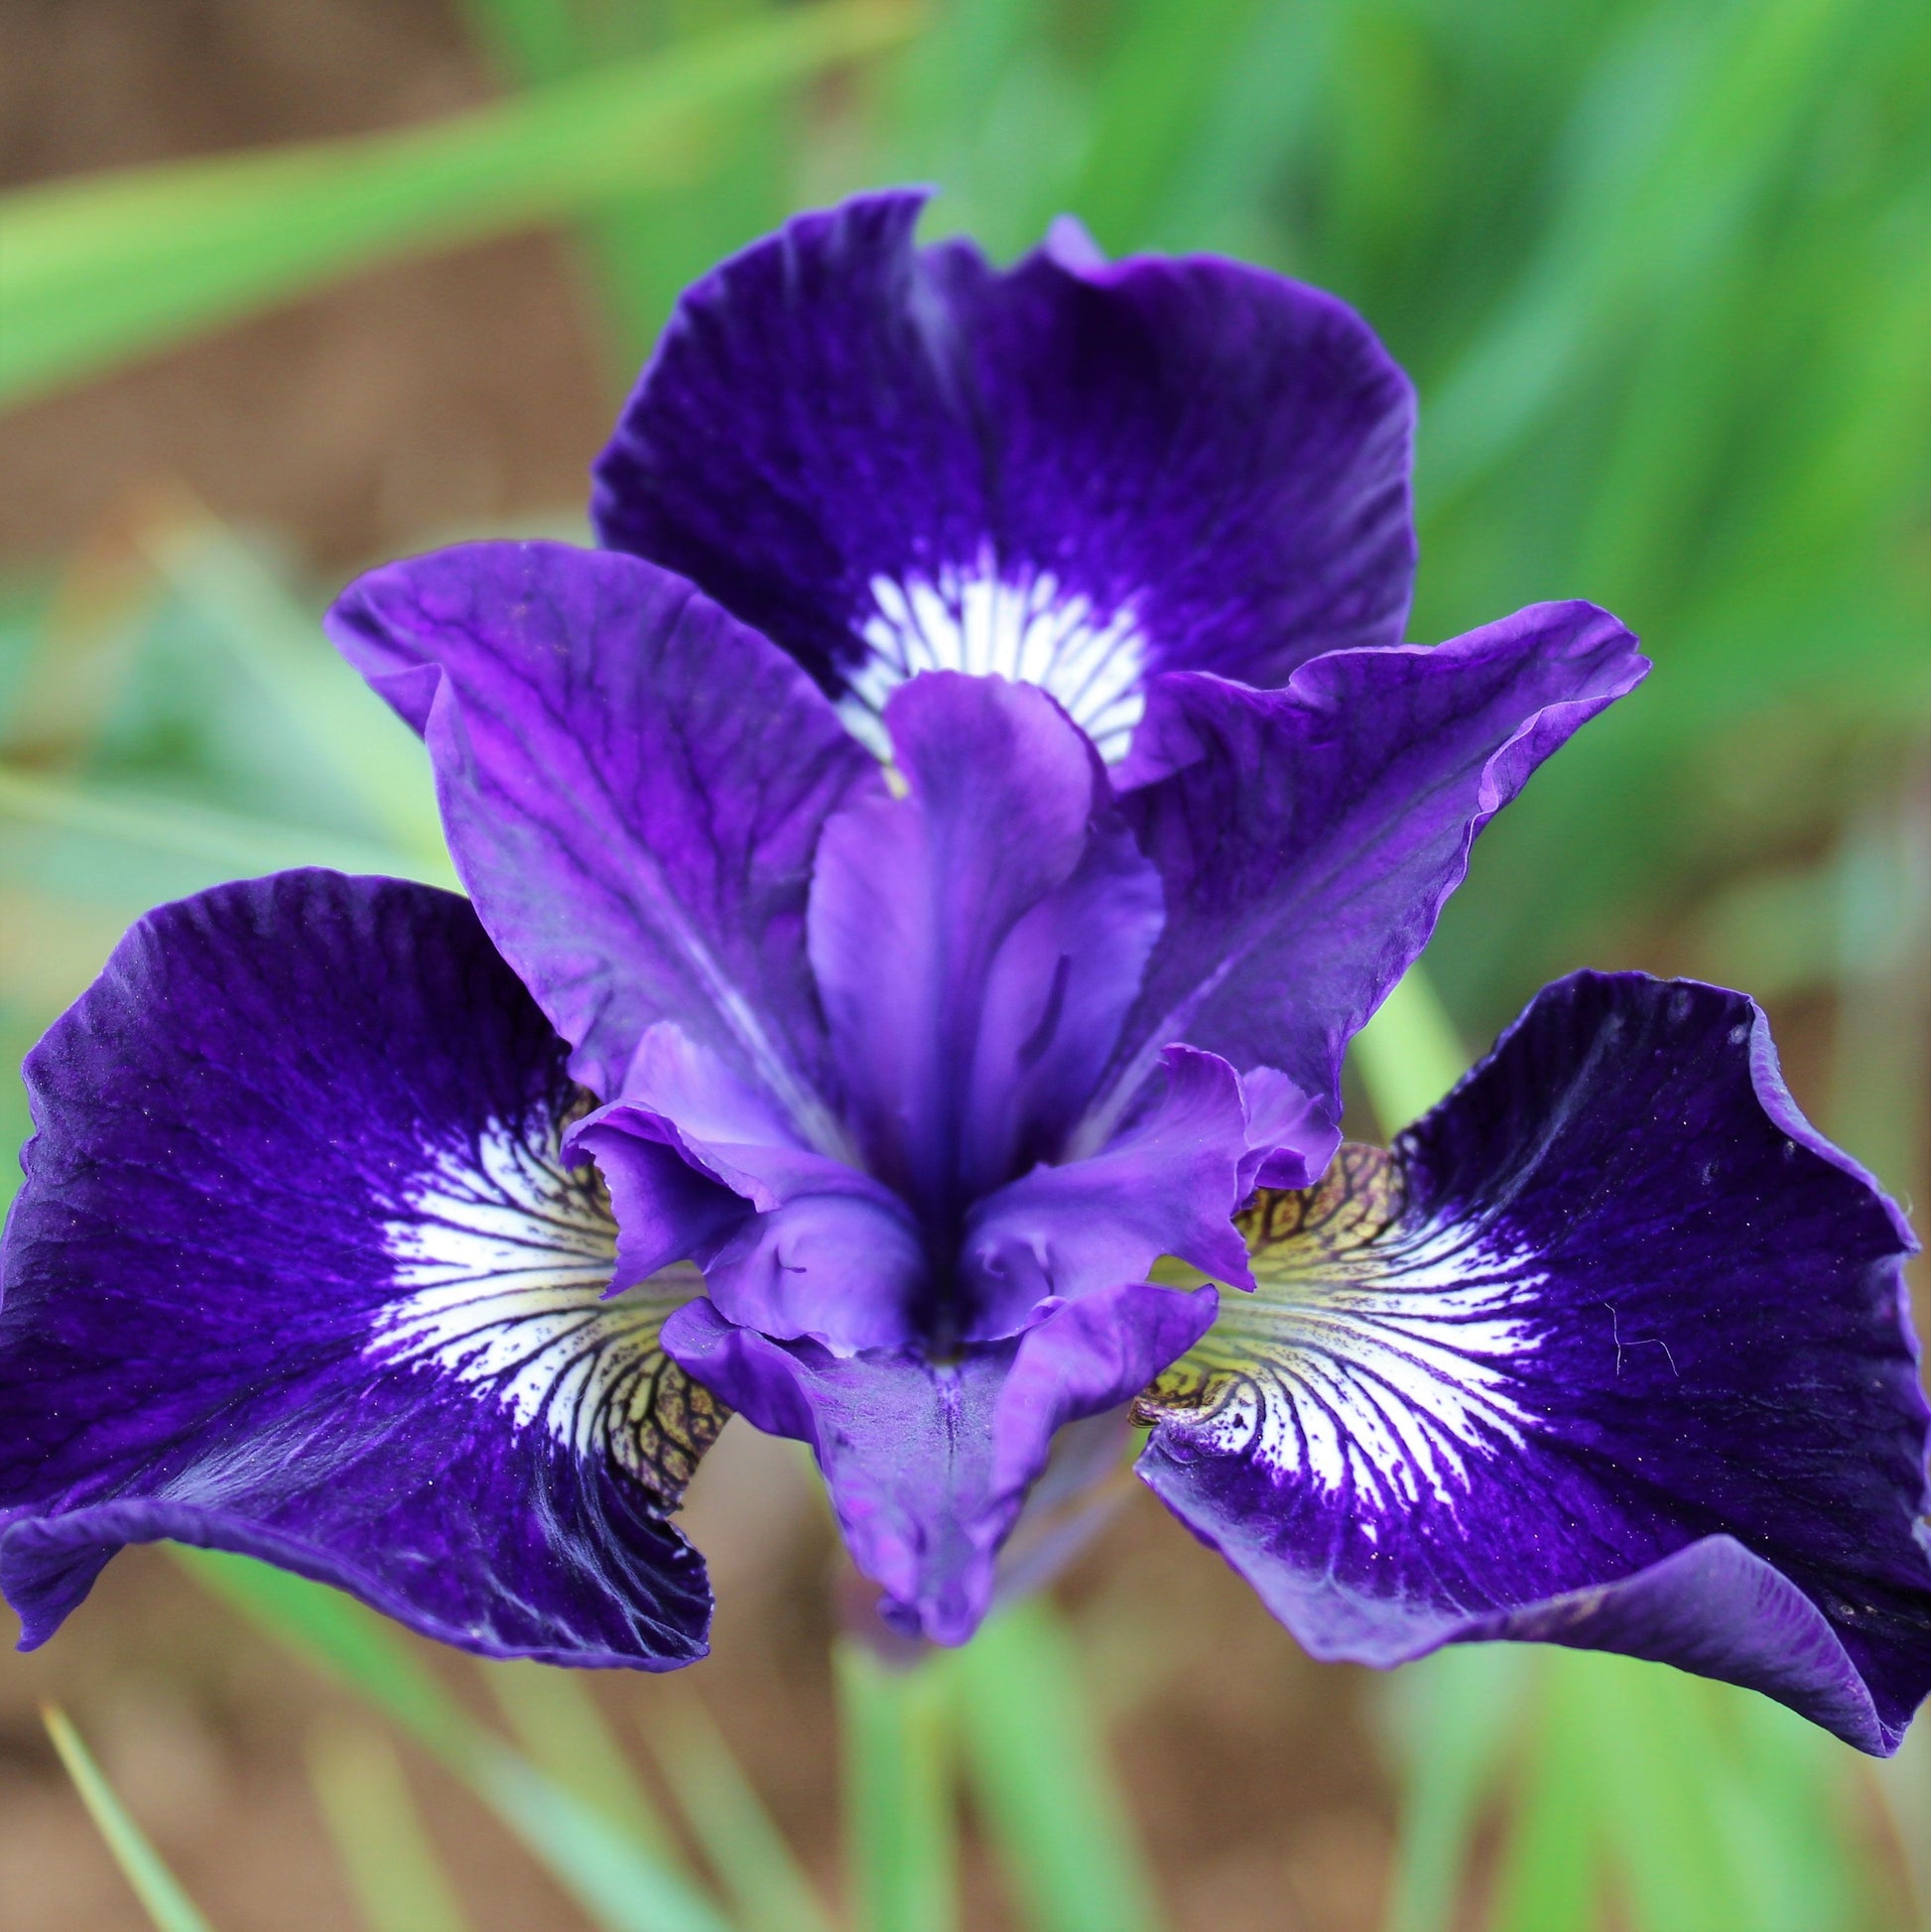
[43,1705,218,1932]
[308,1722,477,1932]
[837,1641,958,1932]
[174,1551,732,1932]
[0,0,917,408]
[951,1599,1164,1932]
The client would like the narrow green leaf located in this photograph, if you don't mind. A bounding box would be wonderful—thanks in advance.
[174,1551,733,1932]
[0,760,429,880]
[949,1598,1162,1932]
[1576,1655,1760,1932]
[1710,1688,1867,1932]
[308,1721,476,1932]
[1872,1714,1931,1932]
[575,0,795,367]
[1350,965,1470,1136]
[460,0,596,86]
[42,1705,217,1932]
[0,0,917,408]
[466,1752,739,1932]
[1487,1656,1601,1932]
[485,1660,686,1867]
[1064,0,1269,251]
[647,1691,838,1932]
[1511,1653,1865,1932]
[837,1641,957,1932]
[1421,0,1856,505]
[1381,1644,1533,1932]
[177,1549,475,1757]
[136,511,451,873]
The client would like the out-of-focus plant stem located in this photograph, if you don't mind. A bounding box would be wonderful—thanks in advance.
[43,1705,217,1932]
[835,1640,957,1932]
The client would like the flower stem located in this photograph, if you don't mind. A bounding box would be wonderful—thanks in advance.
[835,1640,958,1932]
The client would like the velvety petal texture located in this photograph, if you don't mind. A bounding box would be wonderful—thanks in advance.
[1136,973,1931,1753]
[592,190,1415,761]
[0,872,718,1666]
[326,540,881,1130]
[1085,603,1646,1149]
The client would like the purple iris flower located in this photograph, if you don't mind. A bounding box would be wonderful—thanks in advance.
[3,192,1927,1753]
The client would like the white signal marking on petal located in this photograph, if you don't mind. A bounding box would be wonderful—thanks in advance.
[372,1122,700,1485]
[844,552,1148,763]
[1193,1218,1540,1512]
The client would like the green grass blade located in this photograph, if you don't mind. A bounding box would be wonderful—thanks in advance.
[136,510,451,873]
[177,1550,476,1756]
[460,0,793,368]
[466,1751,739,1932]
[647,1692,838,1932]
[0,0,916,408]
[0,762,422,881]
[575,0,794,367]
[1713,1690,1867,1932]
[949,1598,1162,1932]
[485,1660,686,1867]
[1487,1657,1601,1932]
[42,1705,218,1932]
[1350,965,1471,1135]
[1575,1655,1758,1932]
[174,1551,733,1932]
[1873,1716,1931,1932]
[460,0,595,85]
[1381,1645,1532,1932]
[308,1721,476,1932]
[1420,0,1855,506]
[1063,0,1269,252]
[837,1641,957,1932]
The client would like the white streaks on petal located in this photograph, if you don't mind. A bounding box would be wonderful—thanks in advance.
[843,550,1147,763]
[1153,1157,1543,1515]
[371,1119,714,1499]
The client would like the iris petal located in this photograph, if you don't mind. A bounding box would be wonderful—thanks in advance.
[1093,601,1647,1149]
[326,540,881,1125]
[665,1279,1217,1643]
[808,673,1162,1220]
[963,1045,1252,1340]
[1135,971,1931,1753]
[592,190,1416,751]
[0,873,713,1666]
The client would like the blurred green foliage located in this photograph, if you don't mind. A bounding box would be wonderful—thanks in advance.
[5,0,1927,1928]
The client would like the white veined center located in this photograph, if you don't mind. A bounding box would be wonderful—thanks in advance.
[1170,1209,1542,1519]
[841,553,1148,764]
[371,1123,703,1491]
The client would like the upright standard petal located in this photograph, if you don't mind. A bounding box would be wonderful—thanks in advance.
[665,1280,1217,1643]
[0,872,718,1667]
[591,191,1415,760]
[807,673,1162,1223]
[1135,973,1931,1753]
[1085,603,1646,1151]
[326,541,882,1130]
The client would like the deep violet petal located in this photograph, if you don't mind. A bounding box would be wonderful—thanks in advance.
[1087,602,1647,1148]
[1135,972,1931,1753]
[326,540,882,1120]
[961,1046,1252,1340]
[592,190,1415,760]
[0,872,716,1666]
